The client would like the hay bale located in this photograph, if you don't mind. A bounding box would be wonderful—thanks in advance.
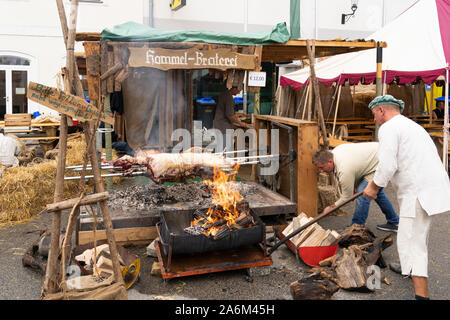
[0,134,124,228]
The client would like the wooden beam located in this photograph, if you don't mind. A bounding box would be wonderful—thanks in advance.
[99,62,123,81]
[84,41,101,102]
[46,192,109,213]
[78,227,158,246]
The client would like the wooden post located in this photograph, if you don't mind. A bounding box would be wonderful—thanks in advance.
[331,84,342,138]
[430,83,434,124]
[424,84,430,119]
[306,39,328,149]
[272,69,277,115]
[303,83,311,120]
[295,85,308,119]
[104,94,113,189]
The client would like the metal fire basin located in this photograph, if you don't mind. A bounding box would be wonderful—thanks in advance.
[157,207,266,256]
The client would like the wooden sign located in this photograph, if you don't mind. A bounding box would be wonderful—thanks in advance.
[128,47,256,71]
[27,82,114,125]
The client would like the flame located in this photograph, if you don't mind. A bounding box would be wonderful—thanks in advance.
[191,164,247,237]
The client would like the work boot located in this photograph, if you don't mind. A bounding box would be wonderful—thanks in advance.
[376,222,398,232]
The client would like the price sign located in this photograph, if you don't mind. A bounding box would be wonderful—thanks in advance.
[248,71,266,87]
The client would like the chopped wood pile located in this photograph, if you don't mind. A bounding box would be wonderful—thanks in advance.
[290,224,394,299]
[282,212,340,247]
[74,244,126,281]
[290,273,340,300]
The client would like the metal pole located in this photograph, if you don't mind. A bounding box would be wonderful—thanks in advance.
[375,42,383,141]
[243,0,248,114]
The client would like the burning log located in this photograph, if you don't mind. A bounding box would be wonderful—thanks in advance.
[185,203,255,240]
[183,165,256,240]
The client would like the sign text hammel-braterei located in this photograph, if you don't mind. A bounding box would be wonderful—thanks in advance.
[128,47,256,71]
[27,82,114,125]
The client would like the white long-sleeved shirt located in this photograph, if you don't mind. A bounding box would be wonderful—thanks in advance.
[0,133,20,167]
[373,115,450,217]
[332,142,379,207]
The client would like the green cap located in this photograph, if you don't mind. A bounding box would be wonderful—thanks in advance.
[368,94,405,113]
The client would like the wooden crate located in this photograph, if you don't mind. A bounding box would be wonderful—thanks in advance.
[4,113,32,127]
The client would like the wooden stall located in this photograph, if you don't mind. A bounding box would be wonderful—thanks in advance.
[74,32,385,222]
[75,33,385,151]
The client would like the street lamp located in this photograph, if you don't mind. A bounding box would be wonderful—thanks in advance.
[341,0,358,24]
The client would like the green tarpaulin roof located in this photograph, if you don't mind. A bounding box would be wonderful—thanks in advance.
[101,21,290,46]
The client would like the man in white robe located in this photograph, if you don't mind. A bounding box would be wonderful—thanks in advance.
[363,95,450,300]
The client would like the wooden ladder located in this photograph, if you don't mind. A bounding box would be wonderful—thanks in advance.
[42,0,124,297]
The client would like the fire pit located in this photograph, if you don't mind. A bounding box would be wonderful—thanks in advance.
[157,206,265,256]
[157,167,266,256]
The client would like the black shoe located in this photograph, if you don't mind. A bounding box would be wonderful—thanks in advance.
[389,262,402,274]
[377,222,398,232]
[389,263,411,278]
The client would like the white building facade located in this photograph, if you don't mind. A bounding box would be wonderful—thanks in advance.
[1,0,417,117]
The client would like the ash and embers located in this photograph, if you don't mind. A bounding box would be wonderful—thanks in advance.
[107,181,258,212]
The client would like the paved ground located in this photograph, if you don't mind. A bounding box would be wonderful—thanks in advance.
[0,183,448,300]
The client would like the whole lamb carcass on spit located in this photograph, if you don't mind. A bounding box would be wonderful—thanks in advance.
[112,148,236,183]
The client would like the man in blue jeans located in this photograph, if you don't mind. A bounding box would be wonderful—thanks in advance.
[312,142,399,232]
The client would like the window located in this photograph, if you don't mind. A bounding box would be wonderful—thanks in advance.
[0,56,30,66]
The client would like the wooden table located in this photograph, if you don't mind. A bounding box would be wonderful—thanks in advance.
[326,121,375,125]
[422,123,443,131]
[0,120,60,128]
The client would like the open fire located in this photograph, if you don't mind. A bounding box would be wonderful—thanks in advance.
[184,164,255,239]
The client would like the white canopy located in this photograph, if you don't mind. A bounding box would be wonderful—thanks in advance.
[280,0,450,89]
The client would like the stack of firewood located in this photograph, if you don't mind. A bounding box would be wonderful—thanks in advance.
[282,212,340,248]
[290,224,394,300]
